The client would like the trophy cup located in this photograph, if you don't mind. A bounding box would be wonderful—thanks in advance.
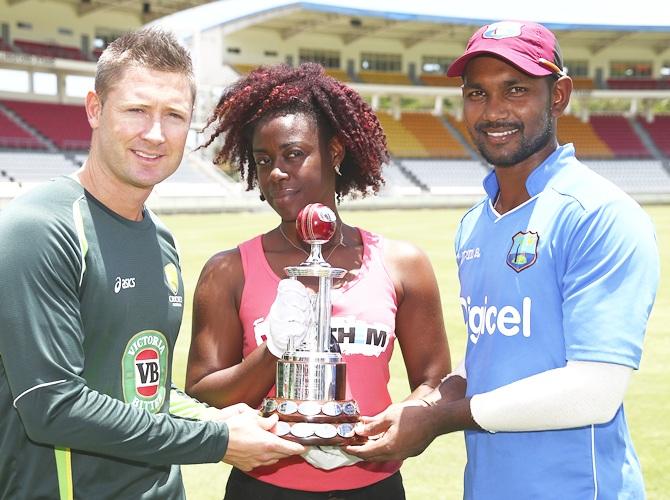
[260,203,364,445]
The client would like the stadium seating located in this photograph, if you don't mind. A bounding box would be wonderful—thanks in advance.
[0,108,45,149]
[324,68,350,82]
[399,113,469,158]
[0,38,13,53]
[231,64,348,81]
[558,115,614,158]
[358,71,412,85]
[444,115,477,151]
[379,162,422,195]
[231,63,259,75]
[401,159,489,195]
[571,77,596,90]
[1,100,90,150]
[637,116,670,157]
[13,39,86,61]
[606,78,670,90]
[376,112,429,157]
[589,115,651,158]
[0,152,78,184]
[419,74,461,87]
[584,160,670,193]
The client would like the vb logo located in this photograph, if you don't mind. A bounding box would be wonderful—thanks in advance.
[122,330,168,413]
[135,349,160,397]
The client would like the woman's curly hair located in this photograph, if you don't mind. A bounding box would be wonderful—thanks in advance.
[201,63,389,199]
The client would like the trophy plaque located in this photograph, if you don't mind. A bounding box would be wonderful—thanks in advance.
[261,203,364,446]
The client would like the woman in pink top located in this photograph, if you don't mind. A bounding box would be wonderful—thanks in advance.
[187,63,451,499]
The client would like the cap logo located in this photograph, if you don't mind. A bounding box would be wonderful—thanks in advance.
[483,21,523,40]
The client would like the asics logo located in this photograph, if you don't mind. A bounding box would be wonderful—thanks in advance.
[460,296,531,344]
[114,276,136,294]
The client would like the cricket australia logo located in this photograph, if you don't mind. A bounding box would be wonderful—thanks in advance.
[122,330,169,413]
[164,262,183,308]
[506,231,539,273]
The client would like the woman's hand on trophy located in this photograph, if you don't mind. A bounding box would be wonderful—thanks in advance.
[222,413,305,471]
[266,279,312,357]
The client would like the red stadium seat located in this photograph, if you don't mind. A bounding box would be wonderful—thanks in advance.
[0,37,14,53]
[1,100,90,150]
[0,108,45,150]
[13,39,86,61]
[590,116,651,158]
[606,78,662,90]
[638,116,670,157]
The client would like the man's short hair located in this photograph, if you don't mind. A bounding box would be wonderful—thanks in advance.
[95,27,195,102]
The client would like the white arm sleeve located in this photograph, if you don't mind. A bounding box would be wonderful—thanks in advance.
[470,360,632,432]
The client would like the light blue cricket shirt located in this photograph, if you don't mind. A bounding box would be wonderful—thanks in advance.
[455,144,659,499]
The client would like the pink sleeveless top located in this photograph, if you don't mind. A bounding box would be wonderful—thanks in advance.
[238,228,402,491]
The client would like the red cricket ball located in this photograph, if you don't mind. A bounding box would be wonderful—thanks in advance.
[296,203,337,243]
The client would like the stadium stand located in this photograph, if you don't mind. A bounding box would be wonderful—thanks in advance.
[0,152,77,184]
[584,160,670,193]
[1,0,669,210]
[1,100,90,150]
[13,39,86,61]
[232,63,259,75]
[638,116,670,157]
[324,68,350,82]
[589,115,651,158]
[400,159,489,195]
[376,112,429,157]
[400,113,469,158]
[557,115,614,159]
[231,64,348,81]
[0,108,45,149]
[0,38,13,53]
[379,162,422,195]
[444,115,477,151]
[607,78,670,90]
[358,71,412,85]
[419,74,462,87]
[571,77,596,90]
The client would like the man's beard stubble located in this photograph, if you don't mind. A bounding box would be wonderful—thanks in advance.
[474,109,554,168]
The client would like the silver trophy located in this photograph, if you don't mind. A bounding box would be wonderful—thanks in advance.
[261,204,363,445]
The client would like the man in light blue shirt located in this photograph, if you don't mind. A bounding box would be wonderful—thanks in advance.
[348,20,659,499]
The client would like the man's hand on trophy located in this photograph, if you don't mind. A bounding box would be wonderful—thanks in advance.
[222,412,305,471]
[344,400,438,462]
[266,279,312,357]
[302,446,362,470]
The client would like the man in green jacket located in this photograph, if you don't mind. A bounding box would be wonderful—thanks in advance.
[0,27,303,500]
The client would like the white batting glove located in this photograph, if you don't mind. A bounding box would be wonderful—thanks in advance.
[302,446,362,470]
[266,279,312,358]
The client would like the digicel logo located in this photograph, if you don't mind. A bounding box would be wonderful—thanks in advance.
[460,296,532,344]
[135,348,160,397]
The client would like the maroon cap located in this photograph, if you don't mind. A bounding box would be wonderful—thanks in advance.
[447,21,565,78]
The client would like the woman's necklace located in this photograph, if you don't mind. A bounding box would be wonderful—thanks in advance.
[278,223,344,261]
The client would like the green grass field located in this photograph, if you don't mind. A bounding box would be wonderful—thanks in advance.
[163,206,669,500]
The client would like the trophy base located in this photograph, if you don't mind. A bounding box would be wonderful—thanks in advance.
[261,397,366,446]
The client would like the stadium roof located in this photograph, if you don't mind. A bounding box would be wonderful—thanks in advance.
[35,0,215,23]
[152,0,670,53]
